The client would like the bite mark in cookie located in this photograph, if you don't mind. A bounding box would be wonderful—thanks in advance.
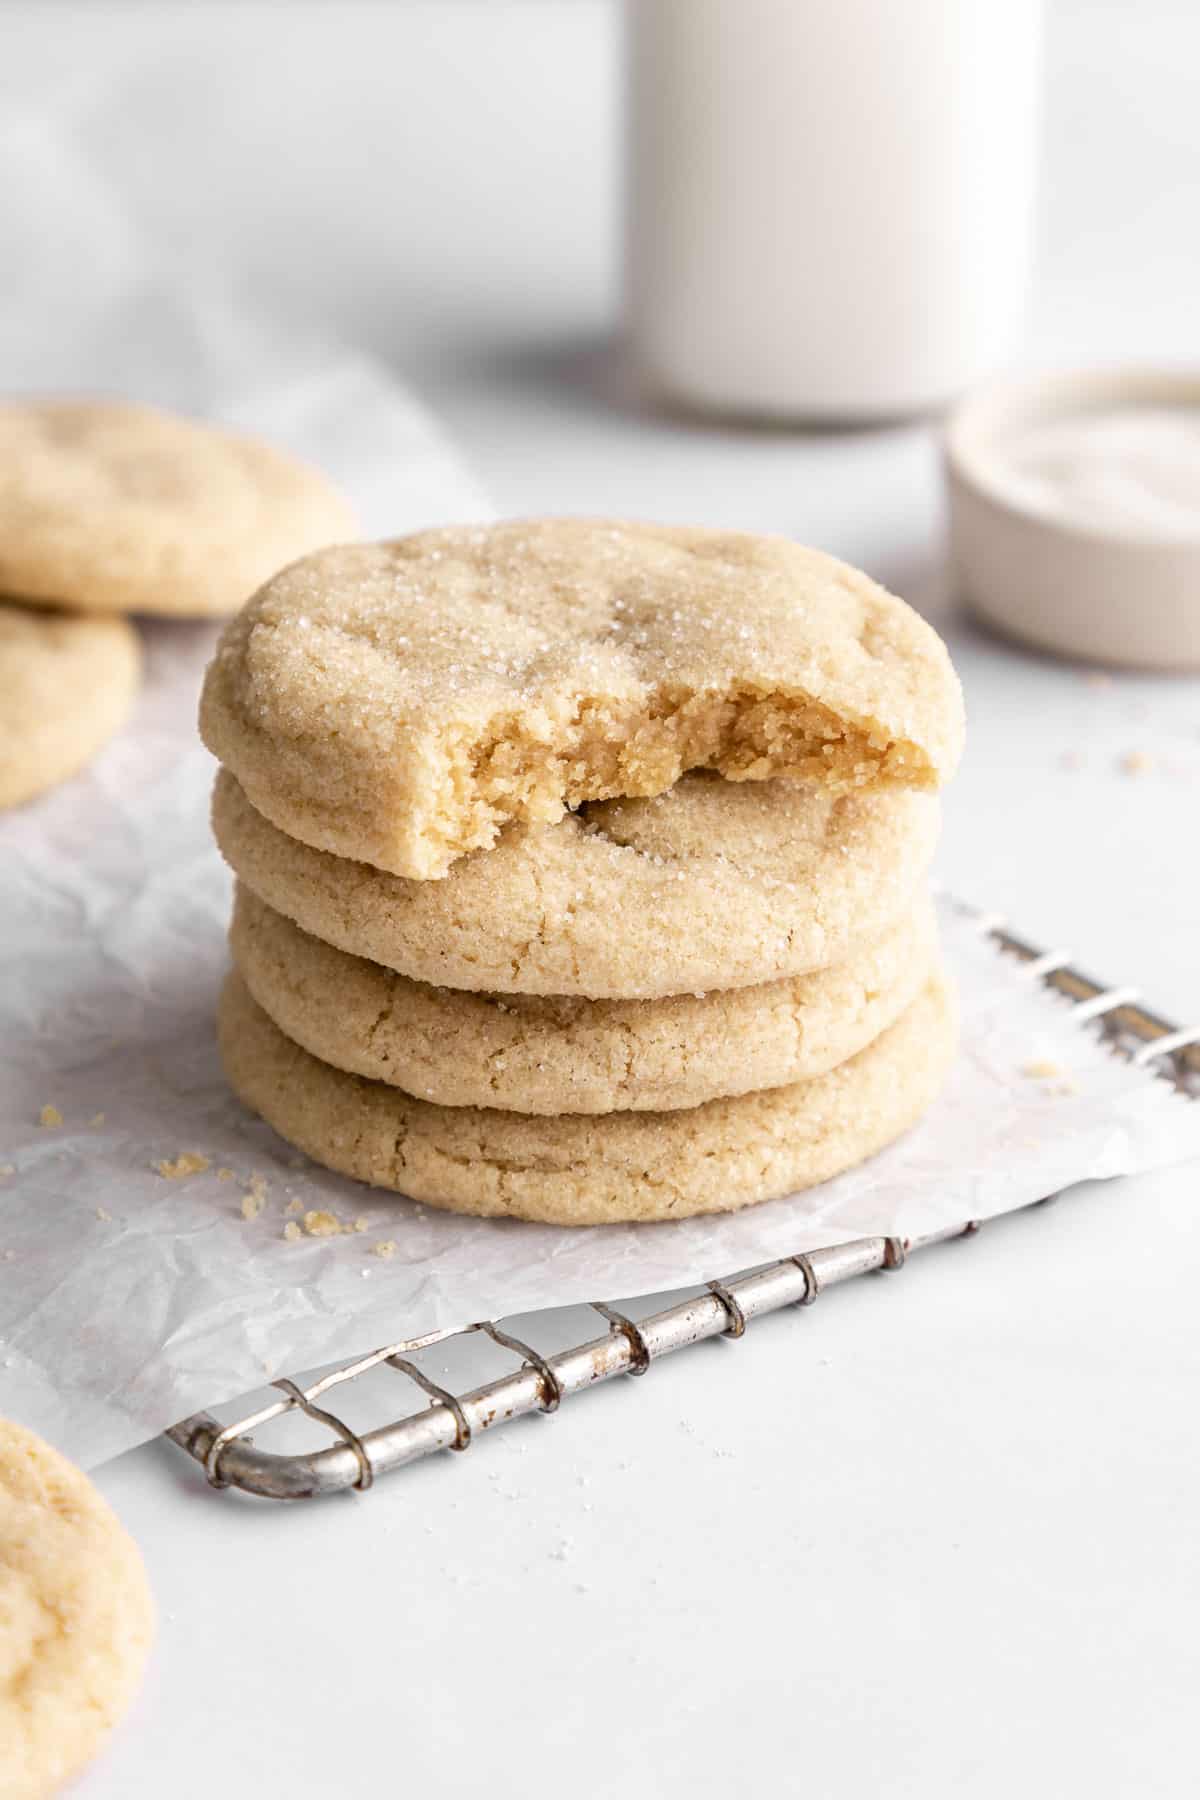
[200,519,964,878]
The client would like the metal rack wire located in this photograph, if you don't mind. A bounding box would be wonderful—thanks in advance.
[167,906,1200,1500]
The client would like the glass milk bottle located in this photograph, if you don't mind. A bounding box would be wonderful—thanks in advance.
[626,0,1042,422]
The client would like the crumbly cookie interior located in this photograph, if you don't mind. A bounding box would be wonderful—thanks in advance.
[432,682,930,870]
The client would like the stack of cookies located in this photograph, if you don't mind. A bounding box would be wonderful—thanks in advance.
[200,519,963,1227]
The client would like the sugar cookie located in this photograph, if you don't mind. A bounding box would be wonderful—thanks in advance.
[200,519,963,877]
[0,399,356,618]
[218,969,955,1225]
[0,601,140,808]
[0,1419,153,1800]
[213,768,939,998]
[230,882,938,1113]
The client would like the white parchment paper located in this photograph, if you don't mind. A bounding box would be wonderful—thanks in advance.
[2,104,1199,1469]
[4,843,1199,1470]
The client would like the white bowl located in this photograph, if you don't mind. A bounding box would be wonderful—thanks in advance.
[944,366,1200,669]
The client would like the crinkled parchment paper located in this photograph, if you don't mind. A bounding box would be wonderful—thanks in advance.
[2,104,1199,1468]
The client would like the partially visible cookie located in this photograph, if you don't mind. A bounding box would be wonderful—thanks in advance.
[0,601,140,808]
[200,518,964,877]
[0,400,357,618]
[230,882,938,1114]
[218,969,956,1225]
[213,769,939,999]
[0,1419,154,1800]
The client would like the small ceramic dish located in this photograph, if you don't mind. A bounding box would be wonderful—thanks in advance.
[944,366,1200,669]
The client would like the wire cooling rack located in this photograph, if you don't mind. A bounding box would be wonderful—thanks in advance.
[167,907,1200,1500]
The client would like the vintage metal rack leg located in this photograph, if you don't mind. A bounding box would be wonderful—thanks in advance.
[167,907,1200,1501]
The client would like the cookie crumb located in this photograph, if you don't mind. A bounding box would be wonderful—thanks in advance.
[285,1197,304,1216]
[1120,750,1152,776]
[95,1206,112,1222]
[38,1104,63,1128]
[216,1167,236,1182]
[370,1239,397,1260]
[88,1112,106,1128]
[303,1209,341,1237]
[240,1191,264,1221]
[283,1221,302,1243]
[1021,1058,1080,1095]
[155,1151,211,1179]
[352,1216,369,1233]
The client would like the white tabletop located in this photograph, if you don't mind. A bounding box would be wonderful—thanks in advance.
[5,4,1198,1795]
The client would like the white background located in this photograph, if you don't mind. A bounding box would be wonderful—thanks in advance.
[3,4,1199,1795]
